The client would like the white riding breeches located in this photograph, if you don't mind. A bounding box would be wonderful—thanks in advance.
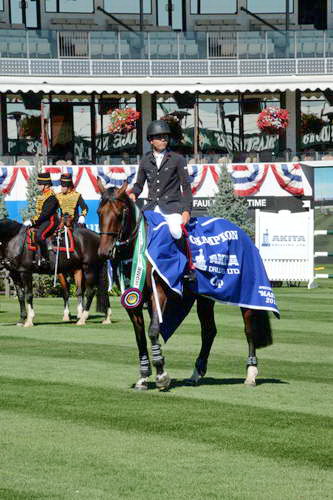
[154,206,183,240]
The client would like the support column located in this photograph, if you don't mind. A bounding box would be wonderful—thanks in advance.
[285,90,297,157]
[0,96,4,157]
[140,92,152,154]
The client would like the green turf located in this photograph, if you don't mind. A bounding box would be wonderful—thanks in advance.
[0,286,332,500]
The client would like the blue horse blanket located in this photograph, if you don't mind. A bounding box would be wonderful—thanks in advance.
[144,211,279,341]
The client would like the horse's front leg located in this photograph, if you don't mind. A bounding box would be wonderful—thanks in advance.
[58,273,71,321]
[10,270,27,326]
[127,307,151,390]
[241,308,258,387]
[148,287,171,391]
[189,296,217,385]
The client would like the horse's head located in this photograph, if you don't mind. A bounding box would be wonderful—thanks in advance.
[96,178,130,259]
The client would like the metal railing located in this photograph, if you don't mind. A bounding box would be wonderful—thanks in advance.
[1,29,333,61]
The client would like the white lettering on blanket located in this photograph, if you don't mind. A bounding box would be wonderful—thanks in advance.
[189,230,238,246]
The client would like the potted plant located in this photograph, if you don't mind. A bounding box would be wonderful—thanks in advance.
[161,112,184,144]
[301,113,325,135]
[20,115,41,139]
[108,108,141,134]
[257,106,289,135]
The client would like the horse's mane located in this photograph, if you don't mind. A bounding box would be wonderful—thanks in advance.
[0,218,22,241]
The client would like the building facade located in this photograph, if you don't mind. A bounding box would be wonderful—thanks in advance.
[0,1,333,164]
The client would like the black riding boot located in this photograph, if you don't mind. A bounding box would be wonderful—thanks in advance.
[176,235,196,282]
[36,240,49,267]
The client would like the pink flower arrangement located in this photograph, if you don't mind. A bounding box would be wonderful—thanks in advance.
[108,108,141,134]
[257,106,289,135]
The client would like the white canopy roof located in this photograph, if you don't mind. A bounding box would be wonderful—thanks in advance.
[0,74,332,94]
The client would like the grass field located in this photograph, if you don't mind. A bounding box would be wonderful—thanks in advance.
[0,283,332,500]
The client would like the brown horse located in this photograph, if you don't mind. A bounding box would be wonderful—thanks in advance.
[0,218,111,327]
[97,180,272,390]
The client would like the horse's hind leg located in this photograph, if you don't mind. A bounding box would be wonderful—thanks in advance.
[23,273,34,327]
[77,267,99,325]
[189,297,217,385]
[10,270,27,326]
[58,273,70,321]
[241,308,258,387]
[73,269,84,320]
[127,308,152,391]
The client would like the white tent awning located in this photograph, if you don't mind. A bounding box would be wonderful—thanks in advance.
[0,74,333,94]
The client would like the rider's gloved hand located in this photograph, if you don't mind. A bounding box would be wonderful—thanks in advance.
[23,219,32,226]
[78,215,85,225]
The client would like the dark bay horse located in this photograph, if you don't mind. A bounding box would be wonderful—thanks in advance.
[96,180,273,391]
[0,218,111,327]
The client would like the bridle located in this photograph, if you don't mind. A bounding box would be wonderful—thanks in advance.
[98,196,142,250]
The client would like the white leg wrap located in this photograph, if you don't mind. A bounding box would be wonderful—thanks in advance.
[135,377,149,391]
[76,310,89,326]
[77,303,83,319]
[63,304,70,322]
[156,371,171,390]
[24,304,35,327]
[244,365,258,386]
[189,367,201,385]
[102,307,112,325]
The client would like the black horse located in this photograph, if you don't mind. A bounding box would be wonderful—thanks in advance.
[0,218,111,327]
[96,180,273,391]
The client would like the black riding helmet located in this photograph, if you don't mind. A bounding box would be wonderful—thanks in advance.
[146,120,171,140]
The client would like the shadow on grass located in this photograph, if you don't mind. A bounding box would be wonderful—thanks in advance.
[129,377,288,392]
[172,377,289,388]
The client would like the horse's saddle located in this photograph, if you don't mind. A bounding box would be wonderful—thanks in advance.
[51,226,75,253]
[26,225,75,254]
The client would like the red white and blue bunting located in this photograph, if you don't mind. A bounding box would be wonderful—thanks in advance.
[0,163,305,199]
[227,163,269,196]
[270,163,304,196]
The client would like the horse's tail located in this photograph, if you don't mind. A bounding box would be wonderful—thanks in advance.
[95,261,109,314]
[252,310,273,349]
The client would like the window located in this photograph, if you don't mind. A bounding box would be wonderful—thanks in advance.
[300,91,331,153]
[46,0,94,13]
[191,0,237,14]
[155,93,281,160]
[104,0,151,14]
[247,1,293,14]
[95,95,140,162]
[5,94,48,156]
[0,1,4,11]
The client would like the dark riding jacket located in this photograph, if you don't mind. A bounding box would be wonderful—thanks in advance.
[32,188,59,241]
[131,150,193,215]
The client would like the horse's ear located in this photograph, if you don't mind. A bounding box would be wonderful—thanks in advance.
[117,181,128,196]
[96,176,106,194]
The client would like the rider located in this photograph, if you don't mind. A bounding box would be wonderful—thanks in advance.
[129,119,195,281]
[23,172,59,267]
[56,173,88,227]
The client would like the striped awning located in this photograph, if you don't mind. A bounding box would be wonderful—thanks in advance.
[0,74,332,94]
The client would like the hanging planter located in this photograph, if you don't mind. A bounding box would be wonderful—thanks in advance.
[161,113,184,143]
[107,108,141,134]
[257,106,289,135]
[301,113,325,135]
[20,115,41,139]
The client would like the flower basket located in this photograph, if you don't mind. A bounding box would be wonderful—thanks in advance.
[301,113,325,135]
[107,108,141,134]
[257,106,289,135]
[161,113,183,143]
[20,115,41,139]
